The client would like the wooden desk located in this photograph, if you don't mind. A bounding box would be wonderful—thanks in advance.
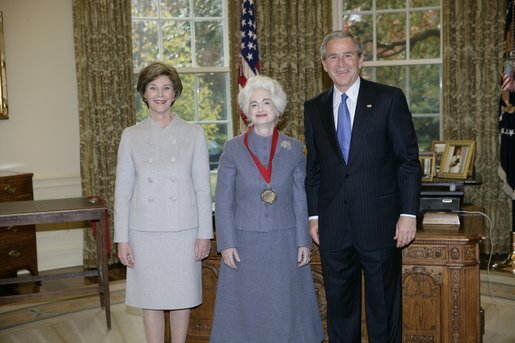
[400,209,484,342]
[188,207,484,342]
[0,197,111,329]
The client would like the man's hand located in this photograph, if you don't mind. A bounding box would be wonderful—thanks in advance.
[309,219,319,245]
[394,216,417,248]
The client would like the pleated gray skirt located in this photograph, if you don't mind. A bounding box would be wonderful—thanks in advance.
[125,228,201,310]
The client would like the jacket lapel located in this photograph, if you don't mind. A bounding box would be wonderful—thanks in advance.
[349,79,376,162]
[318,88,344,163]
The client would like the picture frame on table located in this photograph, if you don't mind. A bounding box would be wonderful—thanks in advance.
[438,140,476,179]
[419,152,435,181]
[431,140,447,174]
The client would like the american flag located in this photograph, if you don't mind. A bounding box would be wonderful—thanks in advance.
[238,0,260,126]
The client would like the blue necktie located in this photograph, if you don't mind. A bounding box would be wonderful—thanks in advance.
[337,93,351,162]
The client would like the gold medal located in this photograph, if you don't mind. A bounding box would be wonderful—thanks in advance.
[260,186,277,205]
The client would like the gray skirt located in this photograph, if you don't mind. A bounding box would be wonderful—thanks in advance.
[210,227,324,343]
[125,228,201,310]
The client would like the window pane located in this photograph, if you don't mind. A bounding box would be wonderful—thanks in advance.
[203,123,228,170]
[377,0,406,10]
[343,14,373,61]
[198,73,228,121]
[413,116,439,151]
[160,0,190,18]
[377,12,406,60]
[162,21,192,67]
[410,10,440,59]
[412,0,440,7]
[173,74,195,121]
[344,0,372,11]
[194,0,223,17]
[374,66,407,93]
[132,0,158,17]
[195,21,224,67]
[409,64,440,113]
[132,20,159,69]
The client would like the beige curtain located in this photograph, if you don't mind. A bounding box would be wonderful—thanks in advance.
[443,0,512,254]
[229,0,333,139]
[72,0,135,265]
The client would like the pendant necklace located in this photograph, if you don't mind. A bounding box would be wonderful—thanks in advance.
[244,127,279,205]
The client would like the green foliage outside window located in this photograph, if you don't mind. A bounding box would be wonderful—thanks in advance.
[342,0,442,151]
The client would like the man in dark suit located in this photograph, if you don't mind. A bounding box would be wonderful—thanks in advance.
[304,30,421,342]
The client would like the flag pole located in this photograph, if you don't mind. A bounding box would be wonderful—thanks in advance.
[492,201,515,273]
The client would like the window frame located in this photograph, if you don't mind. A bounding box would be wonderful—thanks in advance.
[333,0,443,150]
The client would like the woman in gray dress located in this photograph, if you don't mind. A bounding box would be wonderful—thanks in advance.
[114,62,213,343]
[210,76,323,343]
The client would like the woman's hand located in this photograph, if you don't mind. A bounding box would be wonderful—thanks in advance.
[221,248,240,269]
[297,246,311,267]
[117,242,134,268]
[195,239,211,261]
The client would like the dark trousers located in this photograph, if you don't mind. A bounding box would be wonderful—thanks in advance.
[320,242,402,343]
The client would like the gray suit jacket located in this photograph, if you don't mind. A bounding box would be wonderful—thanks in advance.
[114,116,213,243]
[215,130,311,252]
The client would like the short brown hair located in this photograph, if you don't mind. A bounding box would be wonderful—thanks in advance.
[320,30,363,61]
[137,62,183,107]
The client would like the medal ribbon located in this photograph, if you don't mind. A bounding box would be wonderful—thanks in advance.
[243,127,279,184]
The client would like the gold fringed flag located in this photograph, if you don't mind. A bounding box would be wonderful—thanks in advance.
[500,0,515,199]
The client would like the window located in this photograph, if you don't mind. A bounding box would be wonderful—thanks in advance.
[131,0,231,170]
[337,0,442,151]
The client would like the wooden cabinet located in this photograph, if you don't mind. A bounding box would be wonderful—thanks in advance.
[0,171,38,278]
[400,208,484,342]
[187,208,484,342]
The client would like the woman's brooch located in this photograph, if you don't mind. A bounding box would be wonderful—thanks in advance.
[281,140,291,150]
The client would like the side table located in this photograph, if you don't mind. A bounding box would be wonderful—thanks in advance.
[0,197,111,329]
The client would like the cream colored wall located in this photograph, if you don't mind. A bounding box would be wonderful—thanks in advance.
[0,0,83,270]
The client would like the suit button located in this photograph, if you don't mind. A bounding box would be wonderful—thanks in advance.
[344,201,348,205]
[148,198,154,203]
[169,196,177,201]
[169,176,177,182]
[148,177,154,183]
[345,173,350,179]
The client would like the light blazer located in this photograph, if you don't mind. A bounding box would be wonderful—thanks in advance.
[215,130,311,252]
[304,78,421,251]
[114,116,213,243]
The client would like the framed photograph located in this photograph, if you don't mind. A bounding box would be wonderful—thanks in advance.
[438,140,476,179]
[419,152,435,181]
[431,140,447,174]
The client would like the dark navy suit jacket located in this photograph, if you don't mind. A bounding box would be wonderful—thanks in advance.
[304,78,421,252]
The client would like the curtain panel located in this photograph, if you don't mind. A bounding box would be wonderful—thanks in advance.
[72,0,135,265]
[443,0,512,254]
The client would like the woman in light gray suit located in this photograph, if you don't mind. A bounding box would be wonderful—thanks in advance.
[114,62,213,343]
[210,76,323,343]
